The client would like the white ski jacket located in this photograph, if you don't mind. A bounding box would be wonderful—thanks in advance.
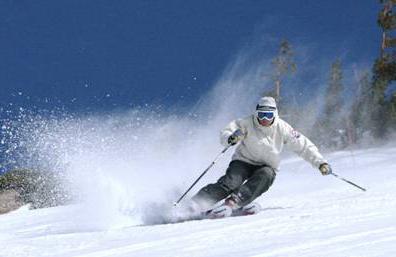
[220,115,326,170]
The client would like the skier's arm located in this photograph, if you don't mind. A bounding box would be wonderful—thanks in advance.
[283,123,327,169]
[220,119,246,147]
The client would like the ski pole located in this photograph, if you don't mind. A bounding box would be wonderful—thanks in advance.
[174,145,231,206]
[331,172,367,192]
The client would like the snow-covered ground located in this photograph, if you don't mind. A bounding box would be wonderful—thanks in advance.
[1,146,396,257]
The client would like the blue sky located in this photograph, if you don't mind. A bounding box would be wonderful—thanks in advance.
[0,0,381,113]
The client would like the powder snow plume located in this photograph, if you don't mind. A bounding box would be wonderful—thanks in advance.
[1,38,365,227]
[0,47,277,228]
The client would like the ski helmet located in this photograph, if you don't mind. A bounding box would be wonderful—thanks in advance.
[255,96,278,126]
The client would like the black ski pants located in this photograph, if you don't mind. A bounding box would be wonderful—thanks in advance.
[192,160,276,209]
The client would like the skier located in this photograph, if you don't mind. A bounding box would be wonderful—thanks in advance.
[190,96,332,218]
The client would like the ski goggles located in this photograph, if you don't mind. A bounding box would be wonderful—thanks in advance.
[256,111,274,120]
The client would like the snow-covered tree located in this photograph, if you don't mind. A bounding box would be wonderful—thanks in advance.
[314,59,346,149]
[269,40,297,103]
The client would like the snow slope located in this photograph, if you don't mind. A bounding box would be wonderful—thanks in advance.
[1,146,396,257]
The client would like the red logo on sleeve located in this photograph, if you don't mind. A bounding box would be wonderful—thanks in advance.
[291,129,301,139]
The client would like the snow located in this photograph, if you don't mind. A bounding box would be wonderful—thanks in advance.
[1,146,396,257]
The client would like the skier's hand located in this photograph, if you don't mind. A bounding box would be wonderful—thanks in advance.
[227,129,244,146]
[319,163,332,176]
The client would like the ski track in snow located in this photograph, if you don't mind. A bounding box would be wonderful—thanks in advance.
[1,146,396,257]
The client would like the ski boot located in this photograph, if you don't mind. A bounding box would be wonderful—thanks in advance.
[205,196,239,219]
[233,202,262,216]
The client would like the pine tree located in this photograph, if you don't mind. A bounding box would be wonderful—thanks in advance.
[370,71,389,137]
[315,59,346,149]
[269,40,297,103]
[378,0,396,30]
[371,0,396,137]
[324,59,344,120]
[390,93,396,127]
[349,71,373,142]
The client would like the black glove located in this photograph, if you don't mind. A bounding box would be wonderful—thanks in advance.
[227,129,244,146]
[319,163,332,176]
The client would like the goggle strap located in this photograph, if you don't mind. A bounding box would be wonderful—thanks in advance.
[256,105,276,111]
